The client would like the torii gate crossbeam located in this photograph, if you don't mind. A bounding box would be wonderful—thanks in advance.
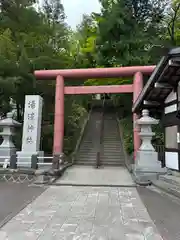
[64,85,133,94]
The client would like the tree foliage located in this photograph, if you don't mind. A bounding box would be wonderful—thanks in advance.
[0,0,88,153]
[0,0,179,154]
[165,0,180,45]
[72,0,178,153]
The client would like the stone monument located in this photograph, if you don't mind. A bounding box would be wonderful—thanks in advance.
[0,112,21,162]
[134,109,166,183]
[17,95,44,167]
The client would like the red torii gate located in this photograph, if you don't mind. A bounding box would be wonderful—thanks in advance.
[34,65,155,160]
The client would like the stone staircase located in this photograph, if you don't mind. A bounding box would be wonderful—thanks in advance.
[101,112,125,166]
[75,109,102,165]
[75,108,125,167]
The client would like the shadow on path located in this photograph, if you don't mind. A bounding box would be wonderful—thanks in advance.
[0,182,46,227]
[138,186,180,240]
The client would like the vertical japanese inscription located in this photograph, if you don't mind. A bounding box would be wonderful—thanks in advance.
[26,100,36,144]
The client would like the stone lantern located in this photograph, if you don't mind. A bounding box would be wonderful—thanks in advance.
[134,109,166,183]
[0,112,21,162]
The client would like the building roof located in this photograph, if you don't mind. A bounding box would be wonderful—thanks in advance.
[132,47,180,114]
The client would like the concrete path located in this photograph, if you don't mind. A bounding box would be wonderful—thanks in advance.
[0,166,163,239]
[56,166,135,186]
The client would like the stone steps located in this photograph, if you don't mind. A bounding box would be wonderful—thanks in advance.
[78,154,96,159]
[102,150,124,154]
[99,162,124,166]
[75,110,101,165]
[101,153,123,157]
[102,159,124,163]
[75,162,96,166]
[101,114,125,166]
[103,143,122,146]
[78,150,97,154]
[102,157,124,161]
[103,146,122,149]
[78,155,97,160]
[75,111,125,166]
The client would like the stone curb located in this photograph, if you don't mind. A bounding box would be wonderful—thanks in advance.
[152,180,180,199]
[0,169,34,175]
[0,163,71,177]
[116,117,133,172]
[130,170,152,186]
[34,163,73,185]
[49,183,137,187]
[0,163,73,186]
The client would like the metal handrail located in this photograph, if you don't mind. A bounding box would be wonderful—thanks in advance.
[95,99,104,168]
[101,97,105,146]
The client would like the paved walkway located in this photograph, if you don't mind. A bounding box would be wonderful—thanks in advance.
[56,166,135,186]
[0,167,163,239]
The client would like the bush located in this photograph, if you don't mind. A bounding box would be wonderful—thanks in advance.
[41,124,54,154]
[152,124,164,145]
[120,117,133,155]
[63,103,87,155]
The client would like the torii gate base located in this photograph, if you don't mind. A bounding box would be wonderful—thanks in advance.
[35,66,155,160]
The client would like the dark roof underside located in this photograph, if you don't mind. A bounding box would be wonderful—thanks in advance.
[132,47,180,114]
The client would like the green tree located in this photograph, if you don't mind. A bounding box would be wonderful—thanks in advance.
[165,0,180,46]
[96,0,168,66]
[0,0,83,154]
[71,14,98,68]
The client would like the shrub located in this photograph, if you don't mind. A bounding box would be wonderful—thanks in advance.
[120,117,133,155]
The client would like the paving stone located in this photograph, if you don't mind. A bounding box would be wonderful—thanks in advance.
[0,176,163,239]
[0,231,7,240]
[7,231,40,240]
[91,225,109,240]
[125,233,145,239]
[2,220,32,231]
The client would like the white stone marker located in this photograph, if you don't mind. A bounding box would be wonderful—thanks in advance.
[17,95,44,167]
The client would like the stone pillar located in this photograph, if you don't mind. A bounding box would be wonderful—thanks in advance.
[134,109,166,184]
[0,112,21,162]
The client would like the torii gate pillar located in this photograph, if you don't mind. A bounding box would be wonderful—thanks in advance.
[53,75,64,154]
